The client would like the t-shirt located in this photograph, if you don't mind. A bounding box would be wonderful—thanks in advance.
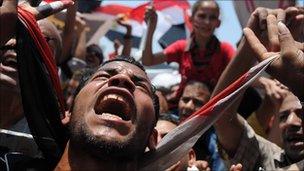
[164,37,235,95]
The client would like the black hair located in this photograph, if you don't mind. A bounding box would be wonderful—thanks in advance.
[73,56,159,126]
[86,44,104,64]
[191,0,220,17]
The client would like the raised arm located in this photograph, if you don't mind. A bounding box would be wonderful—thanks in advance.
[212,8,284,157]
[74,16,87,61]
[116,15,132,57]
[141,6,167,66]
[58,0,77,65]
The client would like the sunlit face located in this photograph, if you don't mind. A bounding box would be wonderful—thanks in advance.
[191,1,220,39]
[178,84,210,122]
[69,61,156,159]
[278,95,304,162]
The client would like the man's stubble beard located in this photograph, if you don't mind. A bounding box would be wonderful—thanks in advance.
[69,115,146,161]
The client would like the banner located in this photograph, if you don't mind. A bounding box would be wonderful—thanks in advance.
[140,55,279,170]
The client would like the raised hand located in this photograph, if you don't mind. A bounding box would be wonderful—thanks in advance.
[244,20,304,98]
[144,5,157,32]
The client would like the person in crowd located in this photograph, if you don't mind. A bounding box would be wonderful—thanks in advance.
[55,56,160,170]
[212,6,304,170]
[247,77,289,147]
[156,114,211,171]
[0,0,73,170]
[178,80,226,171]
[142,0,235,97]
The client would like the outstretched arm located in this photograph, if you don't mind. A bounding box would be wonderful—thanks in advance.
[116,15,132,57]
[213,8,286,157]
[58,0,77,65]
[141,6,167,66]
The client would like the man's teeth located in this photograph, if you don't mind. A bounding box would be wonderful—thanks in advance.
[99,113,123,120]
[103,94,125,102]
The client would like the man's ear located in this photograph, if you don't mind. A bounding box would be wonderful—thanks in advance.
[61,111,71,125]
[147,129,158,151]
[188,148,196,166]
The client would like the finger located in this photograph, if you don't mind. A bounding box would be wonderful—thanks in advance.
[267,14,279,52]
[36,0,74,20]
[243,27,268,61]
[269,8,285,23]
[285,7,299,26]
[277,22,298,58]
[257,7,268,30]
[295,42,304,51]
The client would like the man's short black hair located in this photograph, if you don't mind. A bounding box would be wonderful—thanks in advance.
[86,44,104,64]
[73,56,159,126]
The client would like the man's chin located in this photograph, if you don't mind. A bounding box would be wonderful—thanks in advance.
[70,124,139,160]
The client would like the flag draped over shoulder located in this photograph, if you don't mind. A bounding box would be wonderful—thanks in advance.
[17,7,68,167]
[140,55,279,170]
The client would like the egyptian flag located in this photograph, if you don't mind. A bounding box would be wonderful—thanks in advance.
[17,7,68,167]
[93,4,143,48]
[140,55,279,170]
[128,0,191,49]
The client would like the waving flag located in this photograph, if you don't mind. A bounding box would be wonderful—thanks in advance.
[17,7,68,167]
[140,55,279,170]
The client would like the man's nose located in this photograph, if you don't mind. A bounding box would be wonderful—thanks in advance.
[184,99,195,110]
[108,74,135,93]
[286,112,302,128]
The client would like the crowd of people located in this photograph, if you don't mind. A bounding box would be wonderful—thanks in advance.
[0,0,303,170]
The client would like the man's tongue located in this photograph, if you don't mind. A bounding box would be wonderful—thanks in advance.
[98,113,123,121]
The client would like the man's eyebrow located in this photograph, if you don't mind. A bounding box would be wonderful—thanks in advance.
[97,67,118,74]
[132,74,149,83]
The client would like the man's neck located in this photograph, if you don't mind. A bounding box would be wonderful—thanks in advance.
[193,33,212,50]
[55,142,138,171]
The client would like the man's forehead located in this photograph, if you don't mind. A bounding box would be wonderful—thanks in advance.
[183,85,209,98]
[279,93,302,113]
[99,61,149,79]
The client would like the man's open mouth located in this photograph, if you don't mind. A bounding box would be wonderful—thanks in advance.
[94,93,134,121]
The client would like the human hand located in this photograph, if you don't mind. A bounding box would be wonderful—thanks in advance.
[116,14,131,29]
[285,6,304,42]
[144,5,157,31]
[116,14,132,35]
[0,0,74,46]
[230,163,242,171]
[75,14,89,33]
[244,21,304,98]
[190,160,210,171]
